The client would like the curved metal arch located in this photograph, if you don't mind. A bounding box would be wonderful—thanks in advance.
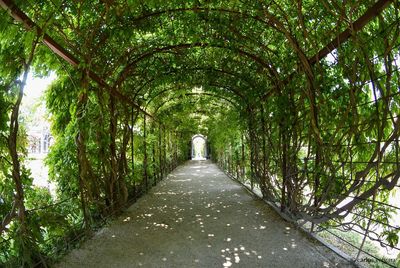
[113,6,313,85]
[153,93,238,116]
[206,82,247,101]
[118,5,339,95]
[128,7,274,26]
[114,42,278,89]
[149,92,240,114]
[146,81,246,112]
[126,7,287,44]
[185,93,239,108]
[153,95,237,115]
[128,64,263,100]
[126,72,260,111]
[157,103,231,118]
[138,67,260,103]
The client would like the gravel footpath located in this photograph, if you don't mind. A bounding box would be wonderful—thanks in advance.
[57,160,353,268]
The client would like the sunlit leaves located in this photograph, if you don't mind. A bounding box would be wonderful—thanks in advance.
[0,0,399,264]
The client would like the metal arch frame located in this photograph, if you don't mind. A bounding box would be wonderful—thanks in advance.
[141,68,254,106]
[150,85,244,115]
[1,0,392,110]
[128,65,263,102]
[113,42,278,89]
[153,95,237,117]
[147,90,241,112]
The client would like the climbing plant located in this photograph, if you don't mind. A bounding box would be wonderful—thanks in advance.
[0,0,399,266]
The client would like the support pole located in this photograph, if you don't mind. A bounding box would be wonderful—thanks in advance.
[131,107,135,199]
[143,114,148,192]
[158,124,163,179]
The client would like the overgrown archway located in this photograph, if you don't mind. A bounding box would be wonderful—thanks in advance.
[0,0,399,266]
[191,134,208,160]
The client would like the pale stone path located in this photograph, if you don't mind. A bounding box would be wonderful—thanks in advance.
[57,161,352,268]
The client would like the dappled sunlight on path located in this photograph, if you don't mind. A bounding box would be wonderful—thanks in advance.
[58,161,352,268]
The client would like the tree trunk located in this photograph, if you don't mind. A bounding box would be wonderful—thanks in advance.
[7,38,41,265]
[8,65,30,262]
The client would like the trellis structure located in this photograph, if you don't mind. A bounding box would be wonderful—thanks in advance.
[0,0,399,267]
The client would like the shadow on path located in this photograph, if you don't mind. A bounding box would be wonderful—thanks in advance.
[57,160,353,268]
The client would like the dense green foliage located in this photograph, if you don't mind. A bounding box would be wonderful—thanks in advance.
[0,0,399,266]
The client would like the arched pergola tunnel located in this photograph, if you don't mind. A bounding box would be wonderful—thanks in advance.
[0,0,399,266]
